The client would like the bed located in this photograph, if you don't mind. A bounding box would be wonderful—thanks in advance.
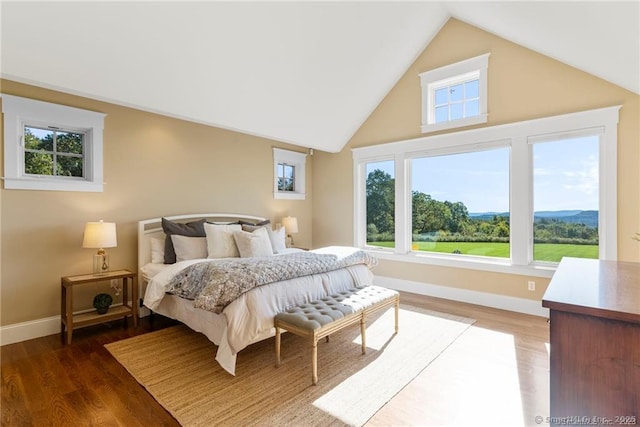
[138,213,377,375]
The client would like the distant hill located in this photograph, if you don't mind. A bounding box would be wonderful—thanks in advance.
[469,210,598,227]
[468,212,509,221]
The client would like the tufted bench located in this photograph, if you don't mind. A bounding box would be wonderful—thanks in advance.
[274,286,399,385]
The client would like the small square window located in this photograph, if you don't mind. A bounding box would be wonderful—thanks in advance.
[24,126,85,178]
[273,148,306,200]
[277,163,296,192]
[2,94,105,192]
[420,54,489,133]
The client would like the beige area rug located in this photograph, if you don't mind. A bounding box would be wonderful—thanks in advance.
[105,305,474,426]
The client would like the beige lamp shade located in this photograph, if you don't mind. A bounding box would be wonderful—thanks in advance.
[282,216,298,234]
[82,221,117,249]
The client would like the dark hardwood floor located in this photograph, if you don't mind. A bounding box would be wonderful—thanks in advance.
[1,315,181,426]
[1,293,550,426]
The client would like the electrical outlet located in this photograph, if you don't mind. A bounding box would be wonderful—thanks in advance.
[528,281,535,291]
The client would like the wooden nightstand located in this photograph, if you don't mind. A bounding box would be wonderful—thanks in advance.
[61,269,138,344]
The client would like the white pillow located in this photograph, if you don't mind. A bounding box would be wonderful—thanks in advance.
[271,227,287,253]
[150,237,165,263]
[205,223,242,258]
[170,235,208,262]
[233,227,274,258]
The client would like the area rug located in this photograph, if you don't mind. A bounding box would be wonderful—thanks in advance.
[105,305,474,426]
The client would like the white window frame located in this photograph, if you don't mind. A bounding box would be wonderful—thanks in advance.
[420,53,490,134]
[353,106,620,278]
[273,147,306,200]
[2,94,106,192]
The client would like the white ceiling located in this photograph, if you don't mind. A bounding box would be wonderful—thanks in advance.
[1,1,638,153]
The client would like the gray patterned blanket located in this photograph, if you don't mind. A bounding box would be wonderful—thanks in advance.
[165,250,378,314]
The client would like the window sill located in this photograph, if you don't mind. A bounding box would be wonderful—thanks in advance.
[364,247,556,279]
[3,176,103,192]
[273,191,305,200]
[421,114,487,134]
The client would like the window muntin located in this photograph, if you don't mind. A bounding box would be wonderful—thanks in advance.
[434,76,480,124]
[24,125,85,178]
[365,160,395,249]
[411,147,510,259]
[532,135,599,262]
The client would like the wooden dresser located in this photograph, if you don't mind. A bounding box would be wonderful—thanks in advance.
[542,257,640,422]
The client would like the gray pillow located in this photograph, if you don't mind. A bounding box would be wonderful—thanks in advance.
[162,218,206,264]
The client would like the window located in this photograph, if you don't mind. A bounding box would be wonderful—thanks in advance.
[532,134,600,263]
[273,148,306,200]
[420,54,489,133]
[411,147,510,259]
[353,106,619,277]
[24,126,85,177]
[2,94,105,192]
[365,160,395,249]
[277,162,295,192]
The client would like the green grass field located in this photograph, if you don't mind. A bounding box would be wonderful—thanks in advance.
[368,241,598,262]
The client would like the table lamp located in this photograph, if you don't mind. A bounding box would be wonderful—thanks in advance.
[82,220,117,274]
[282,216,298,248]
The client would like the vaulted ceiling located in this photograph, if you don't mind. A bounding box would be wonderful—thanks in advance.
[1,1,638,153]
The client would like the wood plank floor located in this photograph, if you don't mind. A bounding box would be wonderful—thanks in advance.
[1,292,549,426]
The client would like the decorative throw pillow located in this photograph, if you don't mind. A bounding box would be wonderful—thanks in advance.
[161,218,206,264]
[242,220,287,254]
[150,238,165,263]
[271,226,287,253]
[233,227,274,258]
[205,222,242,258]
[171,235,208,262]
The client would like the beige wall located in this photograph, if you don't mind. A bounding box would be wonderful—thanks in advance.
[313,18,640,301]
[2,18,639,329]
[0,80,313,326]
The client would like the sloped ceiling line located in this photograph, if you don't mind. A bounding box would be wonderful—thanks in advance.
[1,2,637,153]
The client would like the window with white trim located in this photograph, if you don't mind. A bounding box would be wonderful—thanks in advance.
[353,106,619,277]
[2,94,105,192]
[420,54,489,133]
[273,148,306,200]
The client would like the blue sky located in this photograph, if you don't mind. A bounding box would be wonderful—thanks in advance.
[367,135,599,213]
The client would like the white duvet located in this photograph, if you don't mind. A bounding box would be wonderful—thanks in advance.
[142,246,375,375]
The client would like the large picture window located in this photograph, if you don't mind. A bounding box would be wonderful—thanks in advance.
[353,107,619,276]
[410,147,510,258]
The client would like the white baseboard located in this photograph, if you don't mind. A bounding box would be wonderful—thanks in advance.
[0,315,62,346]
[0,302,134,347]
[2,278,548,346]
[375,275,549,318]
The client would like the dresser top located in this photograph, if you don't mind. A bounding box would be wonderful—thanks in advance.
[542,257,640,323]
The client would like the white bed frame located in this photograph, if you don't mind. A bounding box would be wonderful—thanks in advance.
[137,213,267,316]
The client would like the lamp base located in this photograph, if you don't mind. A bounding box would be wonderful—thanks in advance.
[286,235,294,248]
[92,252,110,275]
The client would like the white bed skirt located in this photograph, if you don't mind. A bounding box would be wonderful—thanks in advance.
[146,262,375,375]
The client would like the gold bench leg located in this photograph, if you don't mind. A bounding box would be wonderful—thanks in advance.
[312,339,318,385]
[395,296,400,333]
[361,315,366,355]
[275,325,281,367]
